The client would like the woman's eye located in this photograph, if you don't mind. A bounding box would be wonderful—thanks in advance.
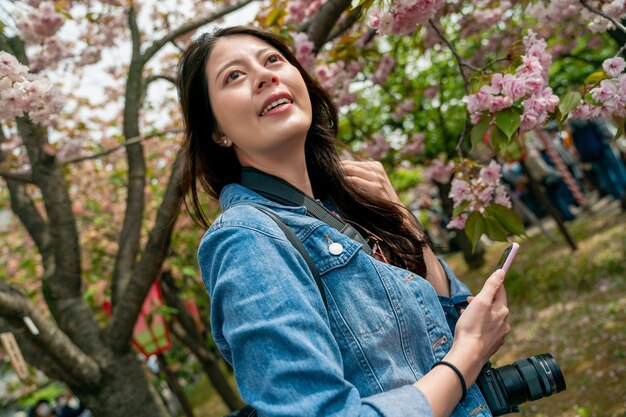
[267,54,281,64]
[226,70,241,82]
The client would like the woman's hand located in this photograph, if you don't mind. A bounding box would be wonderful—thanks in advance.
[447,269,510,377]
[415,269,510,416]
[341,160,403,206]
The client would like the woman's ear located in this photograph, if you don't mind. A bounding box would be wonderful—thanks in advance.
[213,133,232,147]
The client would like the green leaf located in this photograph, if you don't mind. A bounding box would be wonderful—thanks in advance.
[471,115,490,149]
[558,91,581,116]
[452,200,471,218]
[484,204,525,235]
[583,91,600,106]
[490,126,508,152]
[350,0,374,10]
[495,108,520,140]
[584,71,609,85]
[182,266,197,277]
[464,211,486,252]
[484,218,509,242]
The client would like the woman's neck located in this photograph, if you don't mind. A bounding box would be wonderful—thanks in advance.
[240,153,314,198]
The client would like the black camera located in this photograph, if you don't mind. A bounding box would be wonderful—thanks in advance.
[475,353,566,416]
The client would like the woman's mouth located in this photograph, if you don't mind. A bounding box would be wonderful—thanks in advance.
[259,98,293,117]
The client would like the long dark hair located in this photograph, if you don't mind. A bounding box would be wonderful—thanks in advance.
[176,26,428,276]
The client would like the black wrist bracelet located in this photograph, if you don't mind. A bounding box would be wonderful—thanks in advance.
[431,360,467,401]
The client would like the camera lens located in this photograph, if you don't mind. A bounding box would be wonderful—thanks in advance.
[494,353,566,406]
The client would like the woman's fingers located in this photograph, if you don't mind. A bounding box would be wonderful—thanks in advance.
[477,269,505,303]
[341,160,403,205]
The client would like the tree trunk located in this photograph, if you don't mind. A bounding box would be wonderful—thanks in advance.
[160,272,244,411]
[71,353,170,417]
[520,161,577,251]
[157,353,196,417]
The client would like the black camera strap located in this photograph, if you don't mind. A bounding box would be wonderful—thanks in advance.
[252,205,327,308]
[240,167,372,254]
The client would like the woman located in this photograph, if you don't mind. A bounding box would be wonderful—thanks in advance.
[177,26,509,417]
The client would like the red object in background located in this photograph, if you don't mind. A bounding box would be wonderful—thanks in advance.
[183,299,205,333]
[103,282,172,357]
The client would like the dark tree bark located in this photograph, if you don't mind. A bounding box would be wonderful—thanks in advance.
[160,272,244,411]
[307,0,353,53]
[157,353,196,417]
[0,2,257,416]
[520,162,577,251]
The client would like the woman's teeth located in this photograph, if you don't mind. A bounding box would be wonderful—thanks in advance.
[260,98,291,116]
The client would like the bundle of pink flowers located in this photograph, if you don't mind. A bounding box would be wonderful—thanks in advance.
[370,0,446,36]
[447,161,512,230]
[0,52,63,126]
[16,1,65,44]
[572,57,626,120]
[464,31,559,132]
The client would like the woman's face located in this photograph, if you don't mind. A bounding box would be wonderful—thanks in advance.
[205,35,313,165]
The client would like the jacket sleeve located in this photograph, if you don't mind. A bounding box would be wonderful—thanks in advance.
[199,222,434,417]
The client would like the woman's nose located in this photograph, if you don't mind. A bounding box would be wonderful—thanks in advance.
[256,72,279,91]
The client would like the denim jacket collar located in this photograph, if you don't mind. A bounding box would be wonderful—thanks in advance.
[220,183,308,216]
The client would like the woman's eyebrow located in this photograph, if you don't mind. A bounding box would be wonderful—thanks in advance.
[214,47,275,84]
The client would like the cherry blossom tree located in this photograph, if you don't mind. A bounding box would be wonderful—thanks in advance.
[1,0,625,415]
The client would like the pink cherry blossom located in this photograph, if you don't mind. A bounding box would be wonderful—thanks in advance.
[449,178,472,205]
[602,57,626,78]
[446,213,468,229]
[370,0,446,36]
[501,74,525,101]
[591,80,617,103]
[488,95,513,113]
[364,133,391,160]
[424,159,455,184]
[572,60,626,120]
[285,1,306,23]
[445,160,513,230]
[479,160,502,186]
[17,1,65,45]
[291,32,316,73]
[0,52,29,81]
[392,98,415,119]
[465,30,558,133]
[285,0,325,24]
[0,51,62,126]
[494,185,512,208]
[400,133,425,155]
[315,60,361,108]
[372,55,395,85]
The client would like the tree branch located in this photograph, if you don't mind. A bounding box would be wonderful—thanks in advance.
[15,119,103,358]
[307,0,352,53]
[145,74,177,87]
[580,0,626,36]
[113,5,148,306]
[428,20,470,160]
[142,0,257,64]
[0,124,35,184]
[108,149,184,353]
[128,5,141,58]
[0,285,101,387]
[5,180,51,258]
[0,170,34,183]
[61,129,182,165]
[325,3,367,44]
[160,271,205,346]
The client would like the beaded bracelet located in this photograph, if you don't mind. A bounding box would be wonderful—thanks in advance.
[431,360,467,401]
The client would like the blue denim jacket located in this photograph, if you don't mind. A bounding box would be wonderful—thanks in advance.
[198,184,492,417]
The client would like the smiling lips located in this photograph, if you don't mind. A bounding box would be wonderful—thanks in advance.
[259,92,294,117]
